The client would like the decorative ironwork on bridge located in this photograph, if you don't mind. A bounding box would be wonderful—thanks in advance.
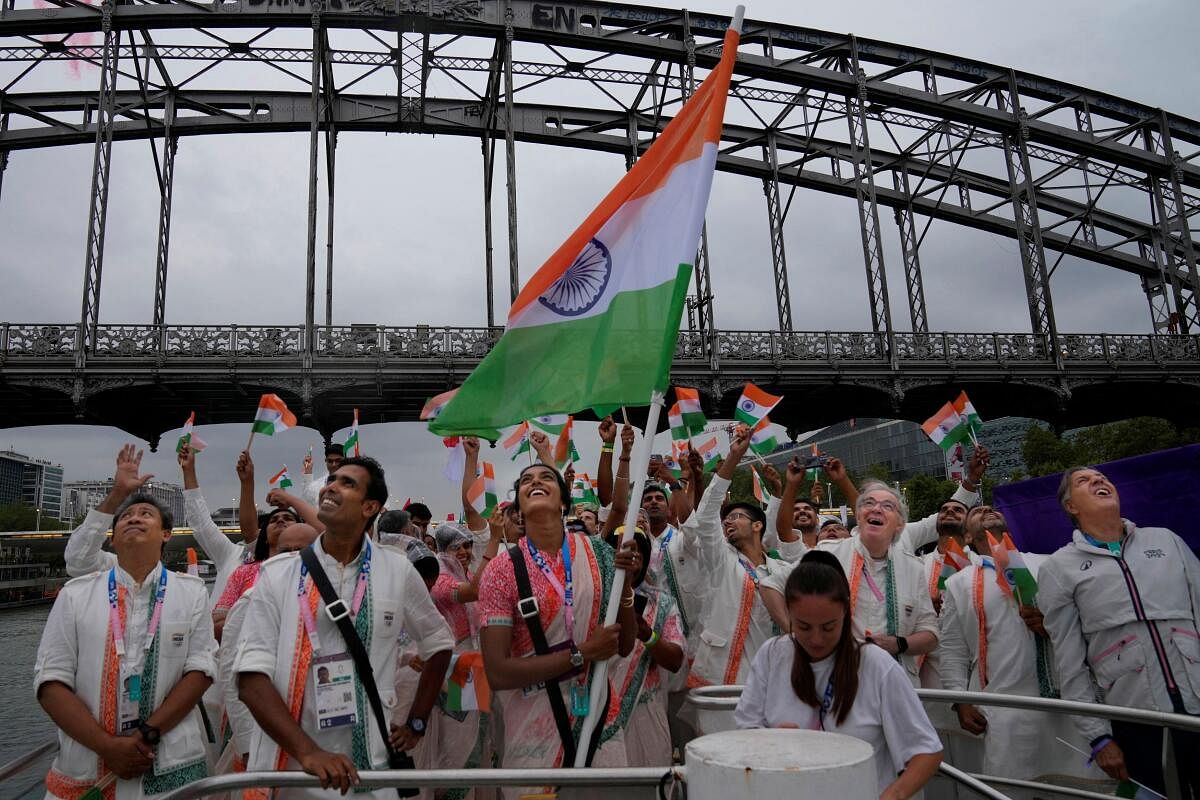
[1,1,1199,441]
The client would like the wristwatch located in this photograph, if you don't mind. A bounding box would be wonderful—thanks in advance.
[569,643,585,668]
[137,721,162,746]
[407,718,426,737]
[895,636,909,655]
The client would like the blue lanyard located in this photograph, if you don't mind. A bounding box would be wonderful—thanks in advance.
[737,556,764,586]
[108,566,168,659]
[817,678,834,730]
[525,534,574,638]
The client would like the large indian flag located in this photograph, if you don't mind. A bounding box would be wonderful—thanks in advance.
[429,22,740,438]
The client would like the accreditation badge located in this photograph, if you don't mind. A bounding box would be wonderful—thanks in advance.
[313,653,358,729]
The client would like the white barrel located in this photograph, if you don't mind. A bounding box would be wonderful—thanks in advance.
[686,685,742,735]
[686,729,876,800]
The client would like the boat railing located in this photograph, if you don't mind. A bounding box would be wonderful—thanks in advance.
[5,688,1197,800]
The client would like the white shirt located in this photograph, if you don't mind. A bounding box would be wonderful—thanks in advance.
[235,534,454,799]
[735,637,943,794]
[35,564,217,798]
[217,589,259,759]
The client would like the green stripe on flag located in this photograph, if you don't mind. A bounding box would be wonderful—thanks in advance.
[251,420,278,435]
[430,266,692,438]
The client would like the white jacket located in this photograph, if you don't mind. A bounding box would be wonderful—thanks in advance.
[35,566,217,799]
[1038,521,1200,743]
[688,475,792,687]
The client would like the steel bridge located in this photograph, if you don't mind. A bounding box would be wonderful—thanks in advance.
[1,0,1198,443]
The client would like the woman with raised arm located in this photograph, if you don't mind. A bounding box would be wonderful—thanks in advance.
[477,462,641,799]
[736,550,943,800]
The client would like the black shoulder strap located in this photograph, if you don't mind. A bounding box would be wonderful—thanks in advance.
[300,545,417,797]
[509,543,579,767]
[508,543,608,769]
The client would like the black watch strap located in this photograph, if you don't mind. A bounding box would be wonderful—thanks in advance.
[895,635,909,655]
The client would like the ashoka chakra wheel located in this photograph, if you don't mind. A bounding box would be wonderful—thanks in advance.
[537,237,612,317]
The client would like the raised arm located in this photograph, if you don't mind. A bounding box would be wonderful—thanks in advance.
[529,430,554,466]
[596,416,617,508]
[179,444,243,570]
[265,488,323,531]
[774,457,804,546]
[459,436,486,532]
[65,444,150,576]
[822,456,857,510]
[601,424,635,537]
[235,450,258,545]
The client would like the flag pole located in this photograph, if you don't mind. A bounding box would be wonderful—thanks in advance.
[245,428,256,453]
[573,389,665,766]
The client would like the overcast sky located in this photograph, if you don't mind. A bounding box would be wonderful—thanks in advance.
[1,0,1197,520]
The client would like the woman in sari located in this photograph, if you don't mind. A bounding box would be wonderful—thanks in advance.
[478,463,640,799]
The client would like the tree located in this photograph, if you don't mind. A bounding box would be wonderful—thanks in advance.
[903,474,958,520]
[0,502,71,532]
[1022,426,1078,477]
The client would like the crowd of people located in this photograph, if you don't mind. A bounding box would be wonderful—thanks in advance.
[31,416,1200,800]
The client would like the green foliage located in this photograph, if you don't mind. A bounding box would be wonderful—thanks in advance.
[903,474,959,520]
[0,502,71,532]
[726,467,755,505]
[1021,417,1200,478]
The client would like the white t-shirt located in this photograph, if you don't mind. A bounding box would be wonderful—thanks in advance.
[735,636,943,794]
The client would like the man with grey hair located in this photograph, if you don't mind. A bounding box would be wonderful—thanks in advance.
[762,479,939,686]
[1039,466,1200,797]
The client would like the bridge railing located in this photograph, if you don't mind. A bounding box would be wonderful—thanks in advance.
[3,323,1199,367]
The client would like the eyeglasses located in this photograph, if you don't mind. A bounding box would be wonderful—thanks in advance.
[859,497,900,514]
[723,511,755,523]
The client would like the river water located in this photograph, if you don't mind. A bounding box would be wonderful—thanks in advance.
[1,604,56,799]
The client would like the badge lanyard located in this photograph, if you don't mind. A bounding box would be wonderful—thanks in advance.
[526,534,589,715]
[815,677,835,731]
[650,527,674,575]
[108,566,168,701]
[525,534,574,641]
[298,539,372,654]
[736,556,764,586]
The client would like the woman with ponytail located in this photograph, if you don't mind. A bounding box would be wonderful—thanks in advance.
[735,550,943,800]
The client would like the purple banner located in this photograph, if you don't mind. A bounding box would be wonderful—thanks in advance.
[992,444,1200,555]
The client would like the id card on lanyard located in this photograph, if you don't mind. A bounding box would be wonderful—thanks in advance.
[109,567,168,732]
[297,539,373,655]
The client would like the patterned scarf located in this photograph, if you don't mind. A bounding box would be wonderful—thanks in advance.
[849,550,898,637]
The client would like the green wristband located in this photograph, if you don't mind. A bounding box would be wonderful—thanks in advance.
[646,630,660,648]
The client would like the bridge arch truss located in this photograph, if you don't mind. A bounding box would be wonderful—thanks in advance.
[1,0,1199,439]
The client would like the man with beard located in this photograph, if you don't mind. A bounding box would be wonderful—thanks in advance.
[939,505,1109,798]
[770,457,856,557]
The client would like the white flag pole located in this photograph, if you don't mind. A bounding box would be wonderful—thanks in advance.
[572,389,665,765]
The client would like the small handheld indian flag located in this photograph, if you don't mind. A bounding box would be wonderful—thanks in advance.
[675,386,707,435]
[734,383,783,427]
[443,436,467,482]
[921,402,969,452]
[553,416,581,469]
[175,411,208,454]
[343,409,361,457]
[668,402,690,443]
[751,465,771,505]
[501,421,532,461]
[269,465,294,490]
[695,435,721,473]
[661,453,683,478]
[467,462,498,517]
[186,548,199,577]
[937,537,971,591]
[572,474,600,506]
[530,414,569,436]
[748,416,780,456]
[421,388,459,423]
[951,390,984,445]
[251,394,298,438]
[444,652,491,713]
[998,532,1038,605]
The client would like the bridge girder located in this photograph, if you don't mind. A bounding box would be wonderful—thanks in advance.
[0,1,1197,185]
[0,89,1188,288]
